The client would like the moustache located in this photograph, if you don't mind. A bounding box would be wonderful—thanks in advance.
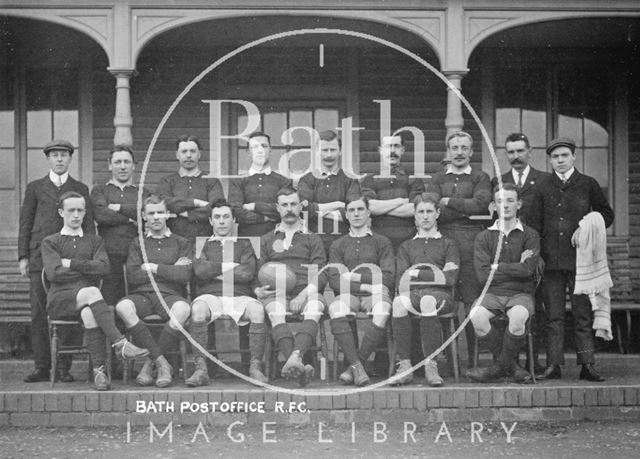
[390,153,399,159]
[510,158,524,165]
[284,211,298,218]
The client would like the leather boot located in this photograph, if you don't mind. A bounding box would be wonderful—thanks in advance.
[185,356,210,387]
[350,361,370,387]
[93,365,110,391]
[155,355,173,388]
[393,359,414,385]
[136,358,154,386]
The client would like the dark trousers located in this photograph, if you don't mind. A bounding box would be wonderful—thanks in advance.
[542,269,595,365]
[29,271,50,371]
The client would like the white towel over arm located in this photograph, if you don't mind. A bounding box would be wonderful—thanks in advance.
[573,212,613,341]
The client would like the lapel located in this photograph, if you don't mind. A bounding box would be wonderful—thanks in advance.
[40,175,60,200]
[520,168,541,194]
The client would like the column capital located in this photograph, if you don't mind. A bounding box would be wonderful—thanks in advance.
[107,67,137,78]
[441,69,469,79]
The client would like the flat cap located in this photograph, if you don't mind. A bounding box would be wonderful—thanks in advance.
[43,139,74,155]
[546,137,575,156]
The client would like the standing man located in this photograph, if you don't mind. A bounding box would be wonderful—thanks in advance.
[491,133,549,234]
[538,138,614,381]
[115,195,193,388]
[361,135,425,252]
[91,145,150,305]
[186,200,267,386]
[157,135,225,242]
[255,187,327,386]
[18,139,94,383]
[467,184,540,384]
[298,130,361,255]
[392,193,459,387]
[327,196,395,386]
[426,131,492,367]
[491,133,550,372]
[41,191,148,390]
[228,132,292,237]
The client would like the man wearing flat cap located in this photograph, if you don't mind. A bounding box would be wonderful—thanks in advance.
[537,137,613,382]
[18,139,94,383]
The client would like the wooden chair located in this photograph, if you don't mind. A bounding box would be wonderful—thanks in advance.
[41,271,112,388]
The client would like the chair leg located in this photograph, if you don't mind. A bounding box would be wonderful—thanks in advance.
[50,324,58,388]
[318,319,329,377]
[527,331,536,384]
[449,320,459,383]
[179,339,188,383]
[473,336,479,368]
[106,340,113,385]
[625,311,632,354]
[332,339,339,381]
[385,322,394,377]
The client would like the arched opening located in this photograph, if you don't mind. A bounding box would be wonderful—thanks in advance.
[0,16,109,238]
[466,17,640,302]
[129,15,443,187]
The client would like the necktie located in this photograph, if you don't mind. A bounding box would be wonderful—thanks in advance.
[560,173,566,184]
[516,171,523,189]
[55,175,62,188]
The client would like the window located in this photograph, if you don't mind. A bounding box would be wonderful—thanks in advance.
[233,102,343,176]
[25,68,79,182]
[0,66,15,189]
[494,65,610,196]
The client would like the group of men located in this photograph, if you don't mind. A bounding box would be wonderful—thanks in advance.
[18,127,613,391]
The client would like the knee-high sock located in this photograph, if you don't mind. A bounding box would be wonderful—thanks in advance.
[331,317,360,365]
[294,320,318,356]
[358,324,386,362]
[480,324,503,358]
[272,323,294,359]
[88,300,124,344]
[498,330,526,370]
[157,323,181,355]
[420,316,442,358]
[85,327,107,367]
[249,323,266,362]
[128,321,162,360]
[392,316,412,361]
[189,321,209,359]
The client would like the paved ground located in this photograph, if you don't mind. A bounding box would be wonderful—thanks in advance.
[1,420,640,458]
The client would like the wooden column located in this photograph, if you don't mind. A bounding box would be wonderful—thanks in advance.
[443,70,468,137]
[108,68,135,147]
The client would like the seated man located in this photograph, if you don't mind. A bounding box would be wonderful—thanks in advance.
[41,191,148,391]
[466,183,540,384]
[187,200,267,387]
[328,196,395,386]
[115,195,193,388]
[392,193,459,387]
[255,187,327,387]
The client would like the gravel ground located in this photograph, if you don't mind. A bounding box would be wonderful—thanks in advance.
[1,420,640,459]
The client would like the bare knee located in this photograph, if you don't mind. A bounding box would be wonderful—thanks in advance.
[329,300,349,319]
[266,302,286,326]
[76,286,103,307]
[507,306,529,336]
[392,296,411,318]
[191,300,212,323]
[169,301,191,328]
[80,307,97,328]
[244,300,264,323]
[302,300,324,322]
[115,300,139,327]
[470,306,493,336]
[419,296,438,317]
[371,301,391,328]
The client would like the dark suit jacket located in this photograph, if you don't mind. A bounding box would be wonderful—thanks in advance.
[537,170,614,271]
[491,167,550,234]
[18,175,94,272]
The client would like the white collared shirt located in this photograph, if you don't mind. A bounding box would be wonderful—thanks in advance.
[145,228,172,239]
[320,168,339,176]
[445,165,472,175]
[555,167,575,182]
[488,218,524,236]
[274,221,306,234]
[512,165,531,185]
[60,227,83,237]
[49,171,69,186]
[178,167,202,178]
[348,228,373,238]
[413,231,442,240]
[248,166,272,176]
[107,178,136,190]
